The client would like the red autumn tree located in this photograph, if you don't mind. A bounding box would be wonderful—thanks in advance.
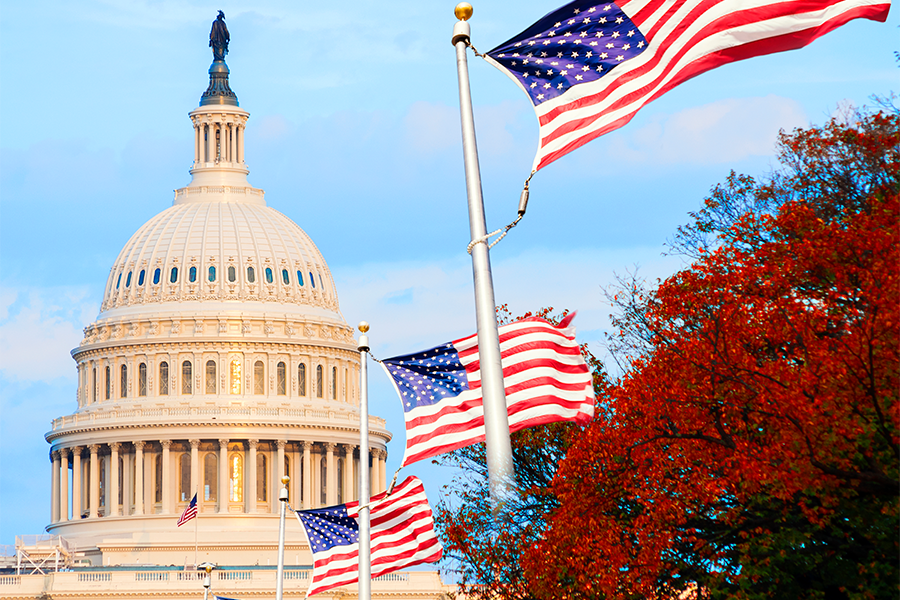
[523,109,899,600]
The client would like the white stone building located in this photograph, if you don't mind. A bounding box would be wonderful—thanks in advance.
[0,29,452,600]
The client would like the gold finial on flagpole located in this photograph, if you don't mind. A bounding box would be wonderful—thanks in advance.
[281,475,290,485]
[358,321,370,333]
[455,2,473,21]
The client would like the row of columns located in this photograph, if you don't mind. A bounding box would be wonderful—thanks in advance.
[49,440,387,524]
[193,120,244,165]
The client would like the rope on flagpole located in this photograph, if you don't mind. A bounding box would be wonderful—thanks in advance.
[466,172,534,254]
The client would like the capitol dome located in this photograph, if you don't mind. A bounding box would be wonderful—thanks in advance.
[43,47,392,569]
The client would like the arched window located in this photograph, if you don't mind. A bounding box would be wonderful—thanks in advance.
[189,266,197,283]
[170,267,178,283]
[154,454,162,503]
[230,359,242,394]
[99,457,107,509]
[179,453,191,502]
[126,272,132,287]
[257,454,267,502]
[337,458,344,504]
[297,271,304,286]
[153,268,161,284]
[254,361,265,395]
[208,266,216,282]
[120,364,128,398]
[310,272,316,288]
[265,267,274,284]
[332,366,337,400]
[227,265,236,282]
[229,454,243,502]
[138,363,147,396]
[316,365,323,398]
[204,453,217,501]
[298,364,307,396]
[159,362,169,395]
[138,270,145,286]
[247,266,256,283]
[105,366,111,400]
[281,269,290,285]
[206,360,217,394]
[320,457,327,505]
[277,362,286,396]
[182,361,192,394]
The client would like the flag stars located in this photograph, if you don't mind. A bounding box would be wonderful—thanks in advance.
[615,16,624,23]
[612,31,620,38]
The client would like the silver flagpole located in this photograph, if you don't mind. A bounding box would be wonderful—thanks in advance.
[357,322,372,600]
[452,3,514,508]
[275,475,289,600]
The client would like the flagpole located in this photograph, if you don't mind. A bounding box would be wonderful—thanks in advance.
[357,322,372,600]
[275,475,289,600]
[452,3,514,509]
[193,493,199,567]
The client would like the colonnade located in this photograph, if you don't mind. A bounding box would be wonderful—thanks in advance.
[49,438,387,524]
[192,117,245,166]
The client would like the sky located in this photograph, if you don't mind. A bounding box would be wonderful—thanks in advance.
[0,0,896,552]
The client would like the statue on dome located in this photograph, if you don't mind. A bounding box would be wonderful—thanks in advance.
[210,11,230,61]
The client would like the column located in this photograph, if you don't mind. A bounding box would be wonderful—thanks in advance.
[121,451,131,516]
[274,440,286,513]
[302,442,312,510]
[109,443,120,517]
[248,440,258,513]
[190,440,200,502]
[160,440,172,514]
[218,439,228,513]
[194,123,201,164]
[89,445,100,518]
[134,441,144,515]
[72,447,82,520]
[325,443,336,505]
[378,449,386,493]
[206,122,214,164]
[59,449,70,521]
[228,122,235,162]
[237,124,244,163]
[343,445,354,503]
[51,452,60,523]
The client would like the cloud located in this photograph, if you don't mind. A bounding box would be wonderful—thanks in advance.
[599,95,808,165]
[0,287,98,383]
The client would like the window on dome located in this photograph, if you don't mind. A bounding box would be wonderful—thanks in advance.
[230,359,242,394]
[182,361,192,394]
[206,360,216,394]
[281,269,290,285]
[208,266,216,282]
[254,361,265,395]
[105,366,111,400]
[297,271,304,286]
[316,365,323,398]
[153,268,161,285]
[257,453,267,502]
[138,270,145,286]
[92,368,97,403]
[159,361,169,395]
[230,454,243,502]
[204,454,217,501]
[332,366,337,400]
[298,364,306,396]
[310,272,316,288]
[265,268,274,284]
[116,273,122,289]
[170,267,178,283]
[126,272,132,287]
[120,364,128,398]
[228,266,236,282]
[139,363,147,396]
[277,362,286,396]
[189,267,197,283]
[247,266,255,283]
[179,454,191,502]
[118,456,124,506]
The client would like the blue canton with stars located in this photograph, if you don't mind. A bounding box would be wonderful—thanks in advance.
[383,344,470,413]
[487,0,648,106]
[297,505,359,553]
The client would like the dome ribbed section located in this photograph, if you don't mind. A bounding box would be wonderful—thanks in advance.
[98,201,340,321]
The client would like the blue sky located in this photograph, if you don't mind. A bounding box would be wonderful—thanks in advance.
[0,0,895,549]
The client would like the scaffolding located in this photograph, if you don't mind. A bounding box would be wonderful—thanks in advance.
[15,535,74,575]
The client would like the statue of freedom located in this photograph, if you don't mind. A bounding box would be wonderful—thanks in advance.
[210,11,229,61]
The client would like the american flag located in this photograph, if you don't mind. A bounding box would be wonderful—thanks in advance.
[485,0,891,171]
[382,315,594,466]
[176,493,198,527]
[295,476,442,597]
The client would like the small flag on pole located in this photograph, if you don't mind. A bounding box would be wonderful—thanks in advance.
[177,493,198,527]
[382,315,594,466]
[295,476,442,597]
[484,0,891,171]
